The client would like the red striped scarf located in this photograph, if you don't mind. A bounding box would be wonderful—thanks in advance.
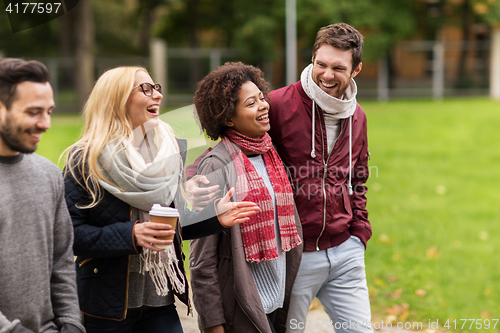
[221,128,301,263]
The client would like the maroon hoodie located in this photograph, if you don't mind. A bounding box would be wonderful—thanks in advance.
[268,81,371,252]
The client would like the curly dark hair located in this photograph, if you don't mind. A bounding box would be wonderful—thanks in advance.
[195,62,269,140]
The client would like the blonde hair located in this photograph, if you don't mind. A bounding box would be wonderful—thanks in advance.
[63,66,179,208]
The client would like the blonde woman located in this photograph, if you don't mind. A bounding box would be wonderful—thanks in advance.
[63,66,259,333]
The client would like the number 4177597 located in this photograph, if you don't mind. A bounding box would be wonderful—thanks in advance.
[5,3,62,14]
[444,319,498,330]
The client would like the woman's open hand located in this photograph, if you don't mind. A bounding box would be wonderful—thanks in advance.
[216,187,260,228]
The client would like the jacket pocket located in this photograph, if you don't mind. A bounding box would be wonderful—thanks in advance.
[326,184,353,234]
[76,257,127,319]
[217,231,233,294]
[342,185,353,216]
[79,257,115,278]
[217,231,236,326]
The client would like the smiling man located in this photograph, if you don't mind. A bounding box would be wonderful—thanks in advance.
[267,23,372,333]
[0,58,85,333]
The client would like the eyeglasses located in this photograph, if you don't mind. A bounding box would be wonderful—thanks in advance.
[133,83,162,96]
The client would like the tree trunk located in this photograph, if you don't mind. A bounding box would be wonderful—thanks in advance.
[75,0,95,111]
[188,0,201,92]
[455,0,471,88]
[58,11,73,58]
[138,4,154,57]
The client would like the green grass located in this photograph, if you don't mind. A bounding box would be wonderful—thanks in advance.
[36,98,500,331]
[362,97,500,331]
[37,113,84,168]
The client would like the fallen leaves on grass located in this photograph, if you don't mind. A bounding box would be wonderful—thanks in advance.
[426,246,441,259]
[392,253,401,261]
[387,276,400,283]
[389,289,403,299]
[385,315,398,324]
[481,310,492,319]
[369,287,379,297]
[479,231,489,241]
[372,183,382,192]
[384,303,409,322]
[415,289,426,297]
[373,278,386,287]
[379,234,393,245]
[436,185,447,195]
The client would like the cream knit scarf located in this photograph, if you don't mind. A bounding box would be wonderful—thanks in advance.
[300,63,357,119]
[97,121,185,296]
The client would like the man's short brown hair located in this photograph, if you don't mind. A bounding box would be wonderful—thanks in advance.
[312,23,363,73]
[0,58,50,110]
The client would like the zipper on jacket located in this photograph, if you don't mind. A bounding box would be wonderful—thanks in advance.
[123,208,135,320]
[123,251,130,319]
[315,107,346,251]
[235,296,264,333]
[78,258,93,268]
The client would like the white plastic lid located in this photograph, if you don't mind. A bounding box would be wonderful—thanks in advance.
[149,204,179,217]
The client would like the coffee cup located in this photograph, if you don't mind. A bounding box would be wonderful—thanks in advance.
[149,204,180,249]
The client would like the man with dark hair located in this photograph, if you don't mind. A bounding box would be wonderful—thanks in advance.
[0,58,85,333]
[268,23,372,333]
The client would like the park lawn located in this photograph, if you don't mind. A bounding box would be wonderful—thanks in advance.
[363,97,500,331]
[37,113,84,168]
[37,98,500,332]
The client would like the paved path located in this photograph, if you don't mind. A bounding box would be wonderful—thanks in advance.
[176,299,442,333]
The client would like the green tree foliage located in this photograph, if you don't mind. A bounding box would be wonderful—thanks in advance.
[156,0,417,66]
[472,0,500,25]
[155,0,283,66]
[92,0,140,55]
[0,5,58,56]
[297,0,417,61]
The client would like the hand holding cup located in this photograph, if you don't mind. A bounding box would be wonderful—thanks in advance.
[134,205,179,252]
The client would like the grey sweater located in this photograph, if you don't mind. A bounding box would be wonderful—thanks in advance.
[0,154,85,333]
[247,155,286,314]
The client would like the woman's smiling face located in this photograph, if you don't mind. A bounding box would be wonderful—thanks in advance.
[126,71,162,129]
[227,81,270,139]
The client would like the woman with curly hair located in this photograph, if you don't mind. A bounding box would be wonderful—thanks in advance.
[63,66,259,333]
[189,62,303,333]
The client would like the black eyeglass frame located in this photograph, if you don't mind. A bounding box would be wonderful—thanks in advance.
[133,82,162,96]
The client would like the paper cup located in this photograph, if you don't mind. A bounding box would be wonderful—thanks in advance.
[149,204,179,249]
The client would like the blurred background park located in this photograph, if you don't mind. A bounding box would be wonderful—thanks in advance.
[2,0,500,331]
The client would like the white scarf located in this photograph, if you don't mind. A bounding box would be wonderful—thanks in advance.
[300,64,357,195]
[97,120,185,296]
[97,123,180,211]
[300,63,358,119]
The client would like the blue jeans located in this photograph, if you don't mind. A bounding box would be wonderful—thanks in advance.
[84,304,183,333]
[286,236,372,333]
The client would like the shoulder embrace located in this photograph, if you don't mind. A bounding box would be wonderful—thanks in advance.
[198,144,229,176]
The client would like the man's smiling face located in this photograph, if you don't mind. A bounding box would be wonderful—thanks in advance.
[0,81,53,156]
[311,44,362,99]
